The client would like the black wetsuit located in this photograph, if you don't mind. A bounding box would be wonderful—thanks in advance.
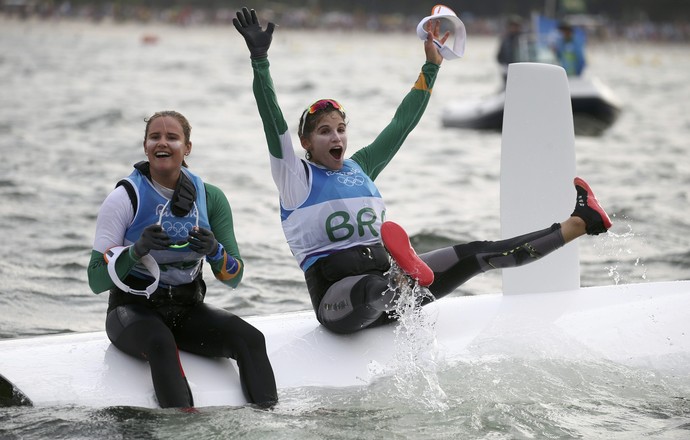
[306,224,565,334]
[106,279,277,408]
[88,166,277,408]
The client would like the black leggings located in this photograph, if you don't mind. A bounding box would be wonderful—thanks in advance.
[307,223,565,334]
[105,302,277,408]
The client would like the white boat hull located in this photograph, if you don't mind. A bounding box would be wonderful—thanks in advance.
[2,280,689,408]
[1,63,679,411]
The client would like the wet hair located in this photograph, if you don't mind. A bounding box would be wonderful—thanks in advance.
[298,100,347,138]
[144,110,191,167]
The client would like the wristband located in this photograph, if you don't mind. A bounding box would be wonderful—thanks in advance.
[225,256,239,274]
[207,242,225,262]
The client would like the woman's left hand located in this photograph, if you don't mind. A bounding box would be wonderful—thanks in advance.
[188,227,219,256]
[424,19,450,65]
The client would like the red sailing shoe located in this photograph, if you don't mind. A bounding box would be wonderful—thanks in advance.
[381,221,434,287]
[572,177,613,235]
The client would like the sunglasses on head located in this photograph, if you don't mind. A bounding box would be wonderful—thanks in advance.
[299,99,346,135]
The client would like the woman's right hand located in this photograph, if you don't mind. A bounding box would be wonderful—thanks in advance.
[233,7,275,59]
[132,224,171,258]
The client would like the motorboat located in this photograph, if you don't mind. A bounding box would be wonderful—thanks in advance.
[442,13,622,136]
[441,74,621,136]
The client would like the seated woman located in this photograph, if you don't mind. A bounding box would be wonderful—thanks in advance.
[87,110,277,408]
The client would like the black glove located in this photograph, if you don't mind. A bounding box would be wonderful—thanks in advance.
[233,7,275,59]
[187,227,219,256]
[133,224,171,258]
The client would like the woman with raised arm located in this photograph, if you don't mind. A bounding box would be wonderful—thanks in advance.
[233,8,611,335]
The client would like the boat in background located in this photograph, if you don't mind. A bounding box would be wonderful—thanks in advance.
[442,14,622,136]
[442,75,621,136]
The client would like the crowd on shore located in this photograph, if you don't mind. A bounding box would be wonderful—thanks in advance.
[2,1,689,43]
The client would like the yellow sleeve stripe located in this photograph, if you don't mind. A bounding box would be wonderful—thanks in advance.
[413,71,432,92]
[215,253,242,281]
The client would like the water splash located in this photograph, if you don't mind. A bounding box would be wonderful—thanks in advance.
[384,263,448,411]
[597,214,648,285]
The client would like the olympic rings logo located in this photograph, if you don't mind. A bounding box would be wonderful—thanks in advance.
[161,220,195,238]
[156,202,199,239]
[337,174,365,186]
[327,168,365,187]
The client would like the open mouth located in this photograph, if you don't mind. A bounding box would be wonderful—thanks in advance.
[329,146,343,160]
[155,151,171,158]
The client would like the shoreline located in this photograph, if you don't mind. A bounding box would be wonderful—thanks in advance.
[2,12,689,44]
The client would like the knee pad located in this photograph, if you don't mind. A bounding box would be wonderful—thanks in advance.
[318,274,391,333]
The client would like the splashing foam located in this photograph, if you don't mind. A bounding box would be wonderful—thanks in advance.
[599,214,648,284]
[385,263,448,411]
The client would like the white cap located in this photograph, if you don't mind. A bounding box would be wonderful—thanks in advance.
[416,4,466,60]
[106,246,161,299]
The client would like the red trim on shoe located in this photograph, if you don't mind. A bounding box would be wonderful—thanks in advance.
[574,177,612,230]
[381,221,434,287]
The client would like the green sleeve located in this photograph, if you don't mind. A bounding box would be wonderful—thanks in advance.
[251,57,289,158]
[87,247,140,294]
[205,183,244,288]
[351,61,440,180]
[87,184,245,293]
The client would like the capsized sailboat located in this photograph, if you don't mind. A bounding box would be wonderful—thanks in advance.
[1,64,685,410]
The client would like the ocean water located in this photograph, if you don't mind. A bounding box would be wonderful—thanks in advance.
[1,17,689,439]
